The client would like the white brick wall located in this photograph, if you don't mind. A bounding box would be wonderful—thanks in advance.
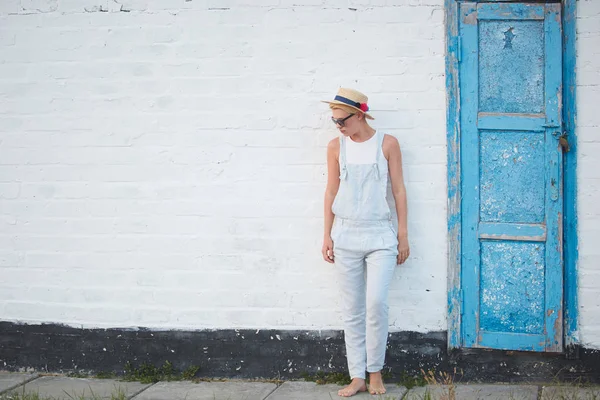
[0,1,447,332]
[576,0,600,349]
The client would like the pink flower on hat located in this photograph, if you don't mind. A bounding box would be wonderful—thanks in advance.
[359,103,369,112]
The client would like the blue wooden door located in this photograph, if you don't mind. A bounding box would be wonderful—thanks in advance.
[459,2,564,352]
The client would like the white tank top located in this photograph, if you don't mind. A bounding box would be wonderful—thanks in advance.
[345,131,378,164]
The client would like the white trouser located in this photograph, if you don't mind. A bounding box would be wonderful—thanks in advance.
[332,218,398,380]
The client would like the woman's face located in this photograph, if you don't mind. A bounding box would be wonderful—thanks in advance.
[331,108,361,136]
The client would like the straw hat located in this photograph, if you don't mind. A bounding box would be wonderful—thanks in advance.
[322,88,374,120]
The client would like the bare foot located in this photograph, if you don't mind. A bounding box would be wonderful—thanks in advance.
[368,372,386,395]
[338,378,367,397]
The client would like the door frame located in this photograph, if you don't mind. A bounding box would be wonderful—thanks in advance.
[445,0,579,352]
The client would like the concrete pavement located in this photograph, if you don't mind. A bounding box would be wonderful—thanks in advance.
[1,372,600,399]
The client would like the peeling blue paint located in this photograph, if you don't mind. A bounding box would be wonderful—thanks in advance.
[562,0,579,351]
[445,0,461,350]
[477,3,545,21]
[477,114,546,132]
[479,20,544,114]
[479,222,546,242]
[503,27,515,49]
[480,240,545,335]
[448,2,567,353]
[480,131,545,223]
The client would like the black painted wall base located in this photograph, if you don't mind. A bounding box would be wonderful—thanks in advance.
[1,322,599,383]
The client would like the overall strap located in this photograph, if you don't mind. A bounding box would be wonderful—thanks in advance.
[339,136,348,180]
[373,130,385,180]
[375,130,385,164]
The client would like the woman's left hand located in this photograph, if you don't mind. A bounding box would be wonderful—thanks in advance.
[397,237,410,265]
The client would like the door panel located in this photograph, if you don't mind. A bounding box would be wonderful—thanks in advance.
[459,2,564,352]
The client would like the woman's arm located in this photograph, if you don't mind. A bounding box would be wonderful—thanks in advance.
[322,138,340,263]
[384,134,410,264]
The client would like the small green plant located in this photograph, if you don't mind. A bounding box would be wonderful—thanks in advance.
[62,385,127,400]
[2,393,23,400]
[94,371,117,379]
[124,360,172,383]
[420,367,463,400]
[0,385,128,400]
[1,385,48,400]
[300,371,352,386]
[66,370,95,379]
[122,361,201,383]
[182,365,201,380]
[422,388,433,400]
[380,369,393,382]
[1,392,44,400]
[399,371,427,390]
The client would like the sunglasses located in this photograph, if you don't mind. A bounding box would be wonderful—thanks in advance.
[331,114,355,127]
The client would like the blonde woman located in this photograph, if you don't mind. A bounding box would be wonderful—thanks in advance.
[322,88,409,397]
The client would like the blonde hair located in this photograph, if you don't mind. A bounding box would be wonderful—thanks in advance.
[329,103,363,117]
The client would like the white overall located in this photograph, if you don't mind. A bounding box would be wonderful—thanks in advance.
[331,130,398,380]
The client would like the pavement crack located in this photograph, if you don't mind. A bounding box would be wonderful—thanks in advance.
[262,382,281,399]
[128,381,157,399]
[0,373,41,395]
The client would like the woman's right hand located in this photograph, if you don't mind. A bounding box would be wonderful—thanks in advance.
[322,236,334,264]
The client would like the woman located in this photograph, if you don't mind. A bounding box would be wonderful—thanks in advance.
[321,88,410,397]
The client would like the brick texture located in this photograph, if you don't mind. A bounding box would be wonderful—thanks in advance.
[0,0,447,333]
